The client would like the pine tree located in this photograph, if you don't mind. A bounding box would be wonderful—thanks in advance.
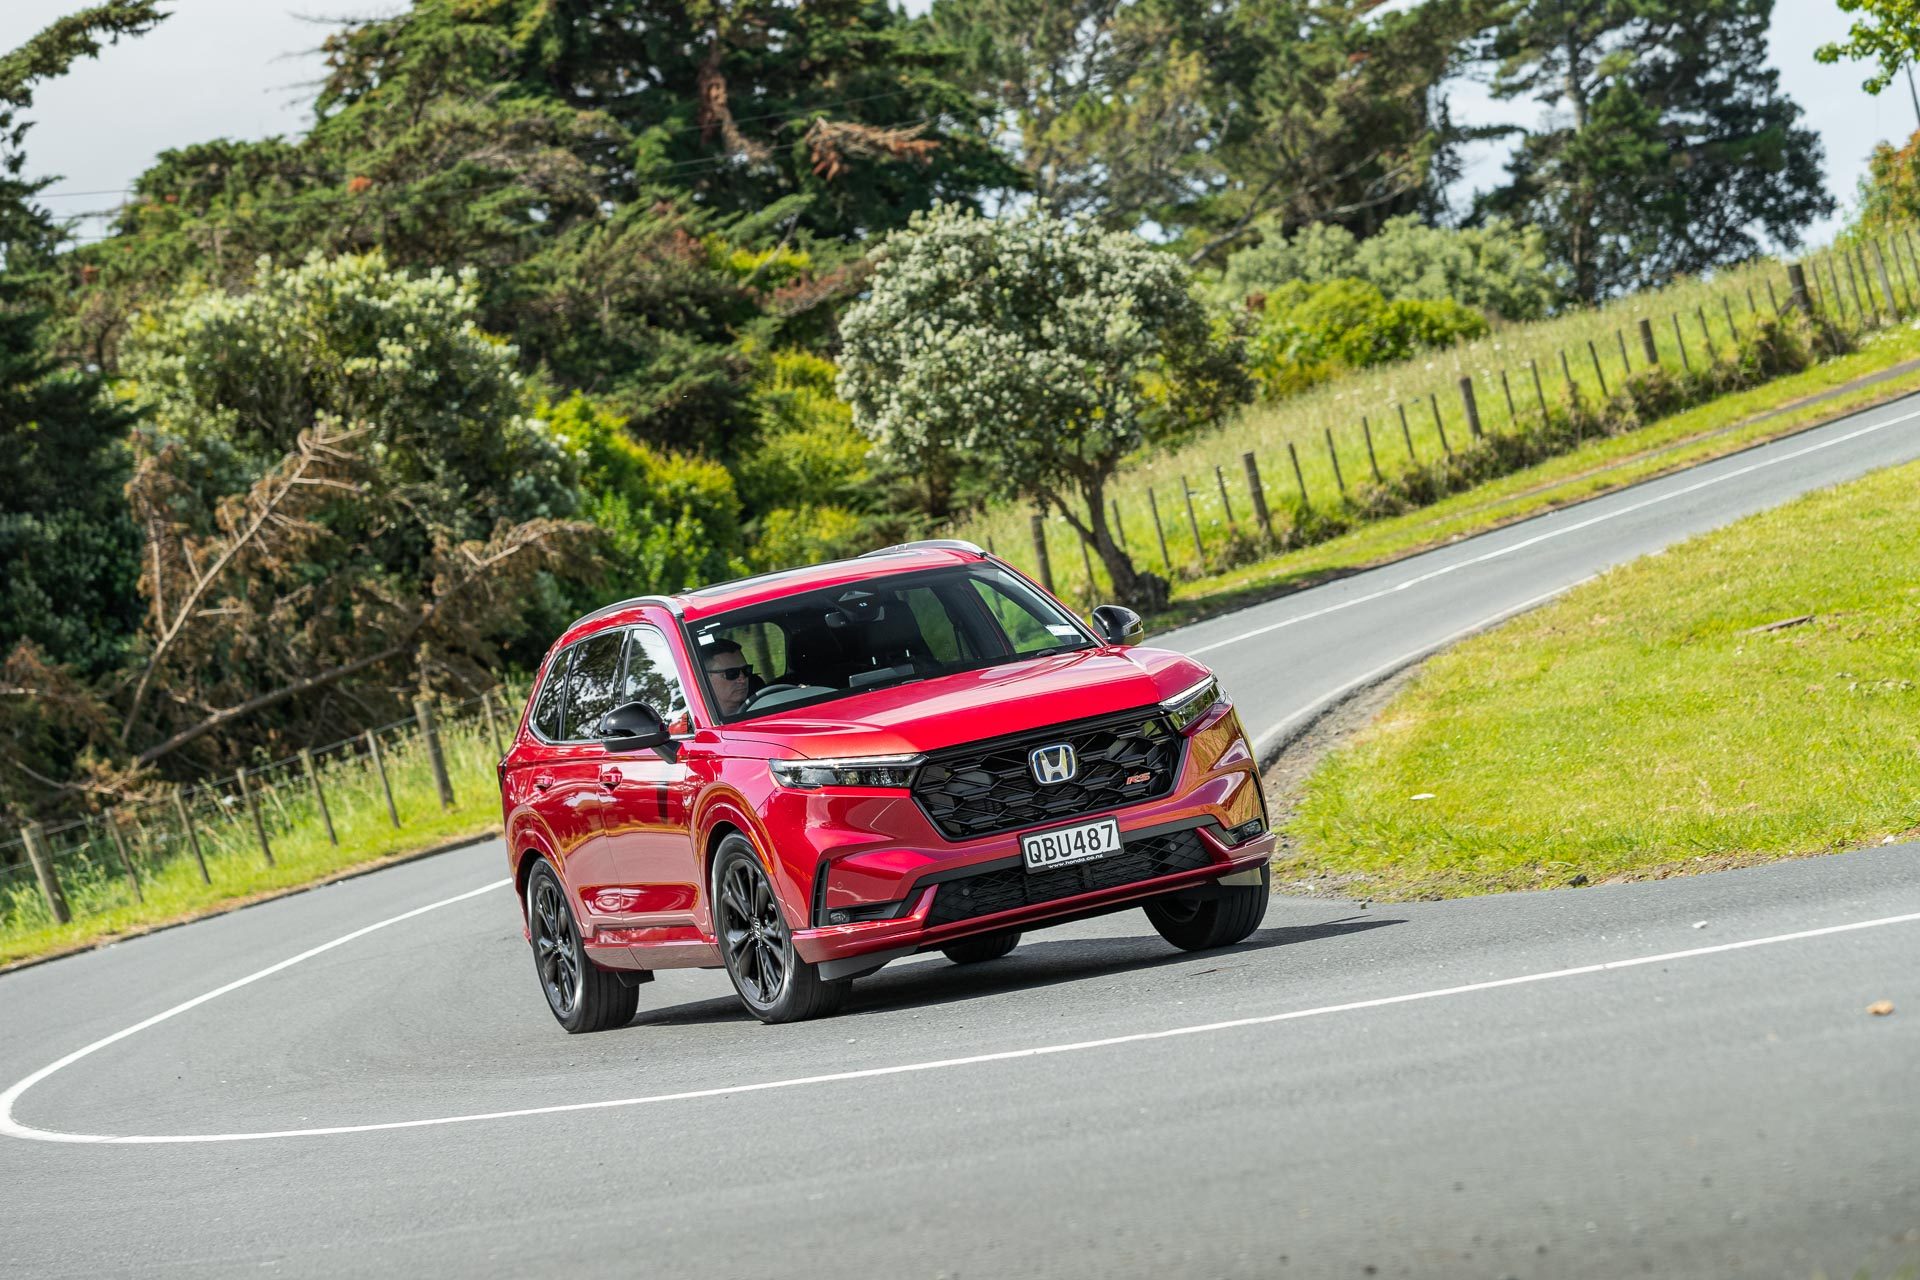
[1481,0,1831,301]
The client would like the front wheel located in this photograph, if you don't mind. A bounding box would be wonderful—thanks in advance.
[527,860,638,1033]
[1144,864,1271,951]
[713,835,849,1023]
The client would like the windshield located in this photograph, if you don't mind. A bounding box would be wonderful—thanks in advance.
[687,563,1097,723]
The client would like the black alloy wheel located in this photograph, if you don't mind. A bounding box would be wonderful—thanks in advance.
[526,860,638,1034]
[712,834,849,1023]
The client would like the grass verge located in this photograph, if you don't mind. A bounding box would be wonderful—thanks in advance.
[1284,457,1920,899]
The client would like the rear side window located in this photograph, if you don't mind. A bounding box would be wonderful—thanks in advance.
[621,627,691,734]
[531,649,569,740]
[560,631,624,740]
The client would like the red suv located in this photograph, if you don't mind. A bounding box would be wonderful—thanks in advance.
[500,541,1274,1030]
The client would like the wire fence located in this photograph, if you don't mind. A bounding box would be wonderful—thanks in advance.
[0,684,527,947]
[951,232,1920,604]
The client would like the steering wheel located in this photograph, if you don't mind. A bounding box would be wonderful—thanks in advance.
[740,683,801,711]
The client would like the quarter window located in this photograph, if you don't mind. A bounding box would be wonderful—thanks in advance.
[531,650,569,741]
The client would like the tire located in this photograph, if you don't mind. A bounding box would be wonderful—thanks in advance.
[712,834,849,1024]
[1144,863,1272,952]
[941,930,1021,965]
[526,860,639,1034]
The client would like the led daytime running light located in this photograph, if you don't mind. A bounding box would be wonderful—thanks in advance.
[770,754,924,790]
[1162,675,1223,734]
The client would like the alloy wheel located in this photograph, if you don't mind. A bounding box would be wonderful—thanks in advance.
[718,856,788,1007]
[531,874,583,1019]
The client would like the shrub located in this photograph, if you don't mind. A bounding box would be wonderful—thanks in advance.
[1248,278,1489,397]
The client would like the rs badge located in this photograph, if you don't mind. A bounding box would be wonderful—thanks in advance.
[1029,743,1078,785]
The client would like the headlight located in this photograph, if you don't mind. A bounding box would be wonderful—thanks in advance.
[770,754,924,790]
[1162,675,1223,735]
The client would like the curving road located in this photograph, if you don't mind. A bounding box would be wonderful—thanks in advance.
[4,395,1919,1279]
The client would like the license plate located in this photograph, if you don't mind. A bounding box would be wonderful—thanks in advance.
[1021,818,1121,872]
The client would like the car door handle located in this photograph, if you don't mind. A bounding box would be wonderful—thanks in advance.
[598,767,623,790]
[533,774,554,792]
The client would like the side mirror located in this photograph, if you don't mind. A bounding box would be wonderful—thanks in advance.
[597,700,677,760]
[1090,604,1145,648]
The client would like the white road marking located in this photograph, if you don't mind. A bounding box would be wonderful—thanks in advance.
[1181,405,1920,658]
[4,888,1916,1144]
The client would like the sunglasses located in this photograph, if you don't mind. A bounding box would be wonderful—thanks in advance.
[707,664,750,681]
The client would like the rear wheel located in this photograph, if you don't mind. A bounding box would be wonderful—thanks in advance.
[527,861,638,1034]
[941,930,1021,965]
[1144,864,1271,951]
[713,835,849,1023]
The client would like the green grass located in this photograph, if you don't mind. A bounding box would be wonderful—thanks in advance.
[0,703,512,967]
[1285,457,1920,899]
[948,236,1920,613]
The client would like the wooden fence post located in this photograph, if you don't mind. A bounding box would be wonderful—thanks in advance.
[22,820,71,924]
[1851,246,1877,322]
[1396,402,1417,459]
[1586,339,1610,398]
[1671,314,1692,372]
[1428,392,1452,455]
[238,770,274,867]
[1826,256,1849,323]
[1180,476,1205,560]
[174,788,210,884]
[1457,375,1483,439]
[1721,295,1740,340]
[1497,372,1517,427]
[1360,416,1383,482]
[1077,535,1096,598]
[1110,498,1128,550]
[1696,306,1715,358]
[1323,428,1346,493]
[367,730,400,828]
[1286,441,1310,507]
[1767,276,1782,315]
[1242,452,1274,541]
[301,748,337,847]
[1029,512,1054,593]
[107,810,143,903]
[482,691,505,759]
[1212,464,1238,532]
[1146,487,1171,572]
[1615,328,1631,374]
[1529,359,1549,421]
[1872,240,1900,313]
[415,699,456,811]
[1638,317,1659,365]
[1559,349,1581,417]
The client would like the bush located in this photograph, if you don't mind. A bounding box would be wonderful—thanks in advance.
[1219,215,1560,322]
[1248,278,1489,397]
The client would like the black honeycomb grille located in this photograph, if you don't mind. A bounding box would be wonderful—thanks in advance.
[912,709,1182,841]
[925,827,1214,928]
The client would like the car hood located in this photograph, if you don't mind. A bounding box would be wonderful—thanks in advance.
[722,646,1211,759]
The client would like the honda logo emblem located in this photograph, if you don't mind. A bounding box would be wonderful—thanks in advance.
[1029,743,1078,785]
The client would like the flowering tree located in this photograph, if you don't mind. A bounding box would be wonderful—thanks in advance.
[838,204,1250,610]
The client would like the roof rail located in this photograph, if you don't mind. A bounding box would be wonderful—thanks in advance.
[857,538,988,559]
[568,593,681,630]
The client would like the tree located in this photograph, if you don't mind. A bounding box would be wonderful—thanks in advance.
[1481,0,1831,302]
[1816,0,1920,124]
[0,2,164,816]
[925,0,1489,251]
[837,204,1251,610]
[115,252,591,770]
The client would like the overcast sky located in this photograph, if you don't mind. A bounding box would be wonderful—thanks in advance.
[4,0,1907,250]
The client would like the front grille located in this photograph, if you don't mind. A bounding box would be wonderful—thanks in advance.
[912,708,1183,841]
[925,827,1214,927]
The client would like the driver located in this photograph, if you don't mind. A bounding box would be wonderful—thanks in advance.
[703,639,754,717]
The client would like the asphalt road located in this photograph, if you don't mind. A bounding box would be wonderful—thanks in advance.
[4,395,1919,1280]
